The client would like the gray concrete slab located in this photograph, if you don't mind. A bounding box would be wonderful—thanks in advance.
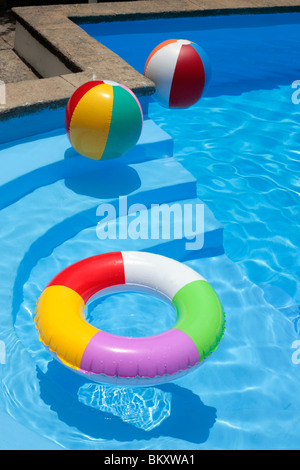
[0,49,38,83]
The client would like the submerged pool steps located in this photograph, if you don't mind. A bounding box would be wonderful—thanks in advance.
[122,118,174,163]
[0,118,173,209]
[0,111,223,276]
[70,197,224,261]
[0,154,197,211]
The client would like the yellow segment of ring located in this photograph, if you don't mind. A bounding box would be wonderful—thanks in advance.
[35,285,98,369]
[69,83,113,160]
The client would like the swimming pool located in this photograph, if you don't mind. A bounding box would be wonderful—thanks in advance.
[0,12,299,450]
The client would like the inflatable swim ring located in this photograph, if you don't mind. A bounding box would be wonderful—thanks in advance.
[35,251,225,386]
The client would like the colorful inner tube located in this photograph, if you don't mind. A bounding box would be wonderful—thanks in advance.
[35,251,225,386]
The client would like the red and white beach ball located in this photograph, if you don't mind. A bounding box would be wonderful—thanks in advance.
[144,39,211,109]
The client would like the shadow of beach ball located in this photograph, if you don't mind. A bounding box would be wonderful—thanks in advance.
[65,80,143,160]
[144,39,211,109]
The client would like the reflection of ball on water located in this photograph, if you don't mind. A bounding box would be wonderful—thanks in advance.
[65,80,143,160]
[144,39,211,109]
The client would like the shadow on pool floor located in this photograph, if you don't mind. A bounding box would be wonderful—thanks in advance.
[37,361,217,447]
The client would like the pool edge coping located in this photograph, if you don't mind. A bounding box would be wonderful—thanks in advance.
[1,0,300,121]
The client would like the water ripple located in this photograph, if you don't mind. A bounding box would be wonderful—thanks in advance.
[150,84,300,306]
[77,384,172,431]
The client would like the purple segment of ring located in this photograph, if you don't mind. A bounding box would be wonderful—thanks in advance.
[80,329,200,378]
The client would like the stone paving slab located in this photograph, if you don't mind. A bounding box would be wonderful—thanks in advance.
[0,36,9,50]
[0,49,38,83]
[3,76,75,117]
[1,0,300,120]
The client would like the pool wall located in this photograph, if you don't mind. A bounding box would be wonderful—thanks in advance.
[0,96,150,146]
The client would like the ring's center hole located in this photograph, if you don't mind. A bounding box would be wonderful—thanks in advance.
[85,289,177,337]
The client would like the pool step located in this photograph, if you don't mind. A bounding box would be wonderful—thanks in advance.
[0,117,176,209]
[0,154,196,211]
[0,157,199,286]
[0,117,173,178]
[83,197,223,261]
[124,118,174,163]
[66,117,174,164]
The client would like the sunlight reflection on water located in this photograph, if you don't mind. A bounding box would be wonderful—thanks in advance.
[77,383,172,431]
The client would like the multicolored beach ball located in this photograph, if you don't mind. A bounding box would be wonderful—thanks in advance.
[65,80,143,160]
[144,39,211,109]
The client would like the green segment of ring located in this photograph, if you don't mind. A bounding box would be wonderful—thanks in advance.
[172,280,226,361]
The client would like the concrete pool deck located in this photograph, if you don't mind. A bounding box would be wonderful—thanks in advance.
[0,9,38,84]
[0,0,300,120]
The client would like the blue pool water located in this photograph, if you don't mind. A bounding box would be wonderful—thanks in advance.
[0,13,299,450]
[82,12,300,318]
[81,12,300,97]
[149,88,300,307]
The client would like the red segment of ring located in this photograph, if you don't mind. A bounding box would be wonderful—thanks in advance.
[47,252,125,303]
